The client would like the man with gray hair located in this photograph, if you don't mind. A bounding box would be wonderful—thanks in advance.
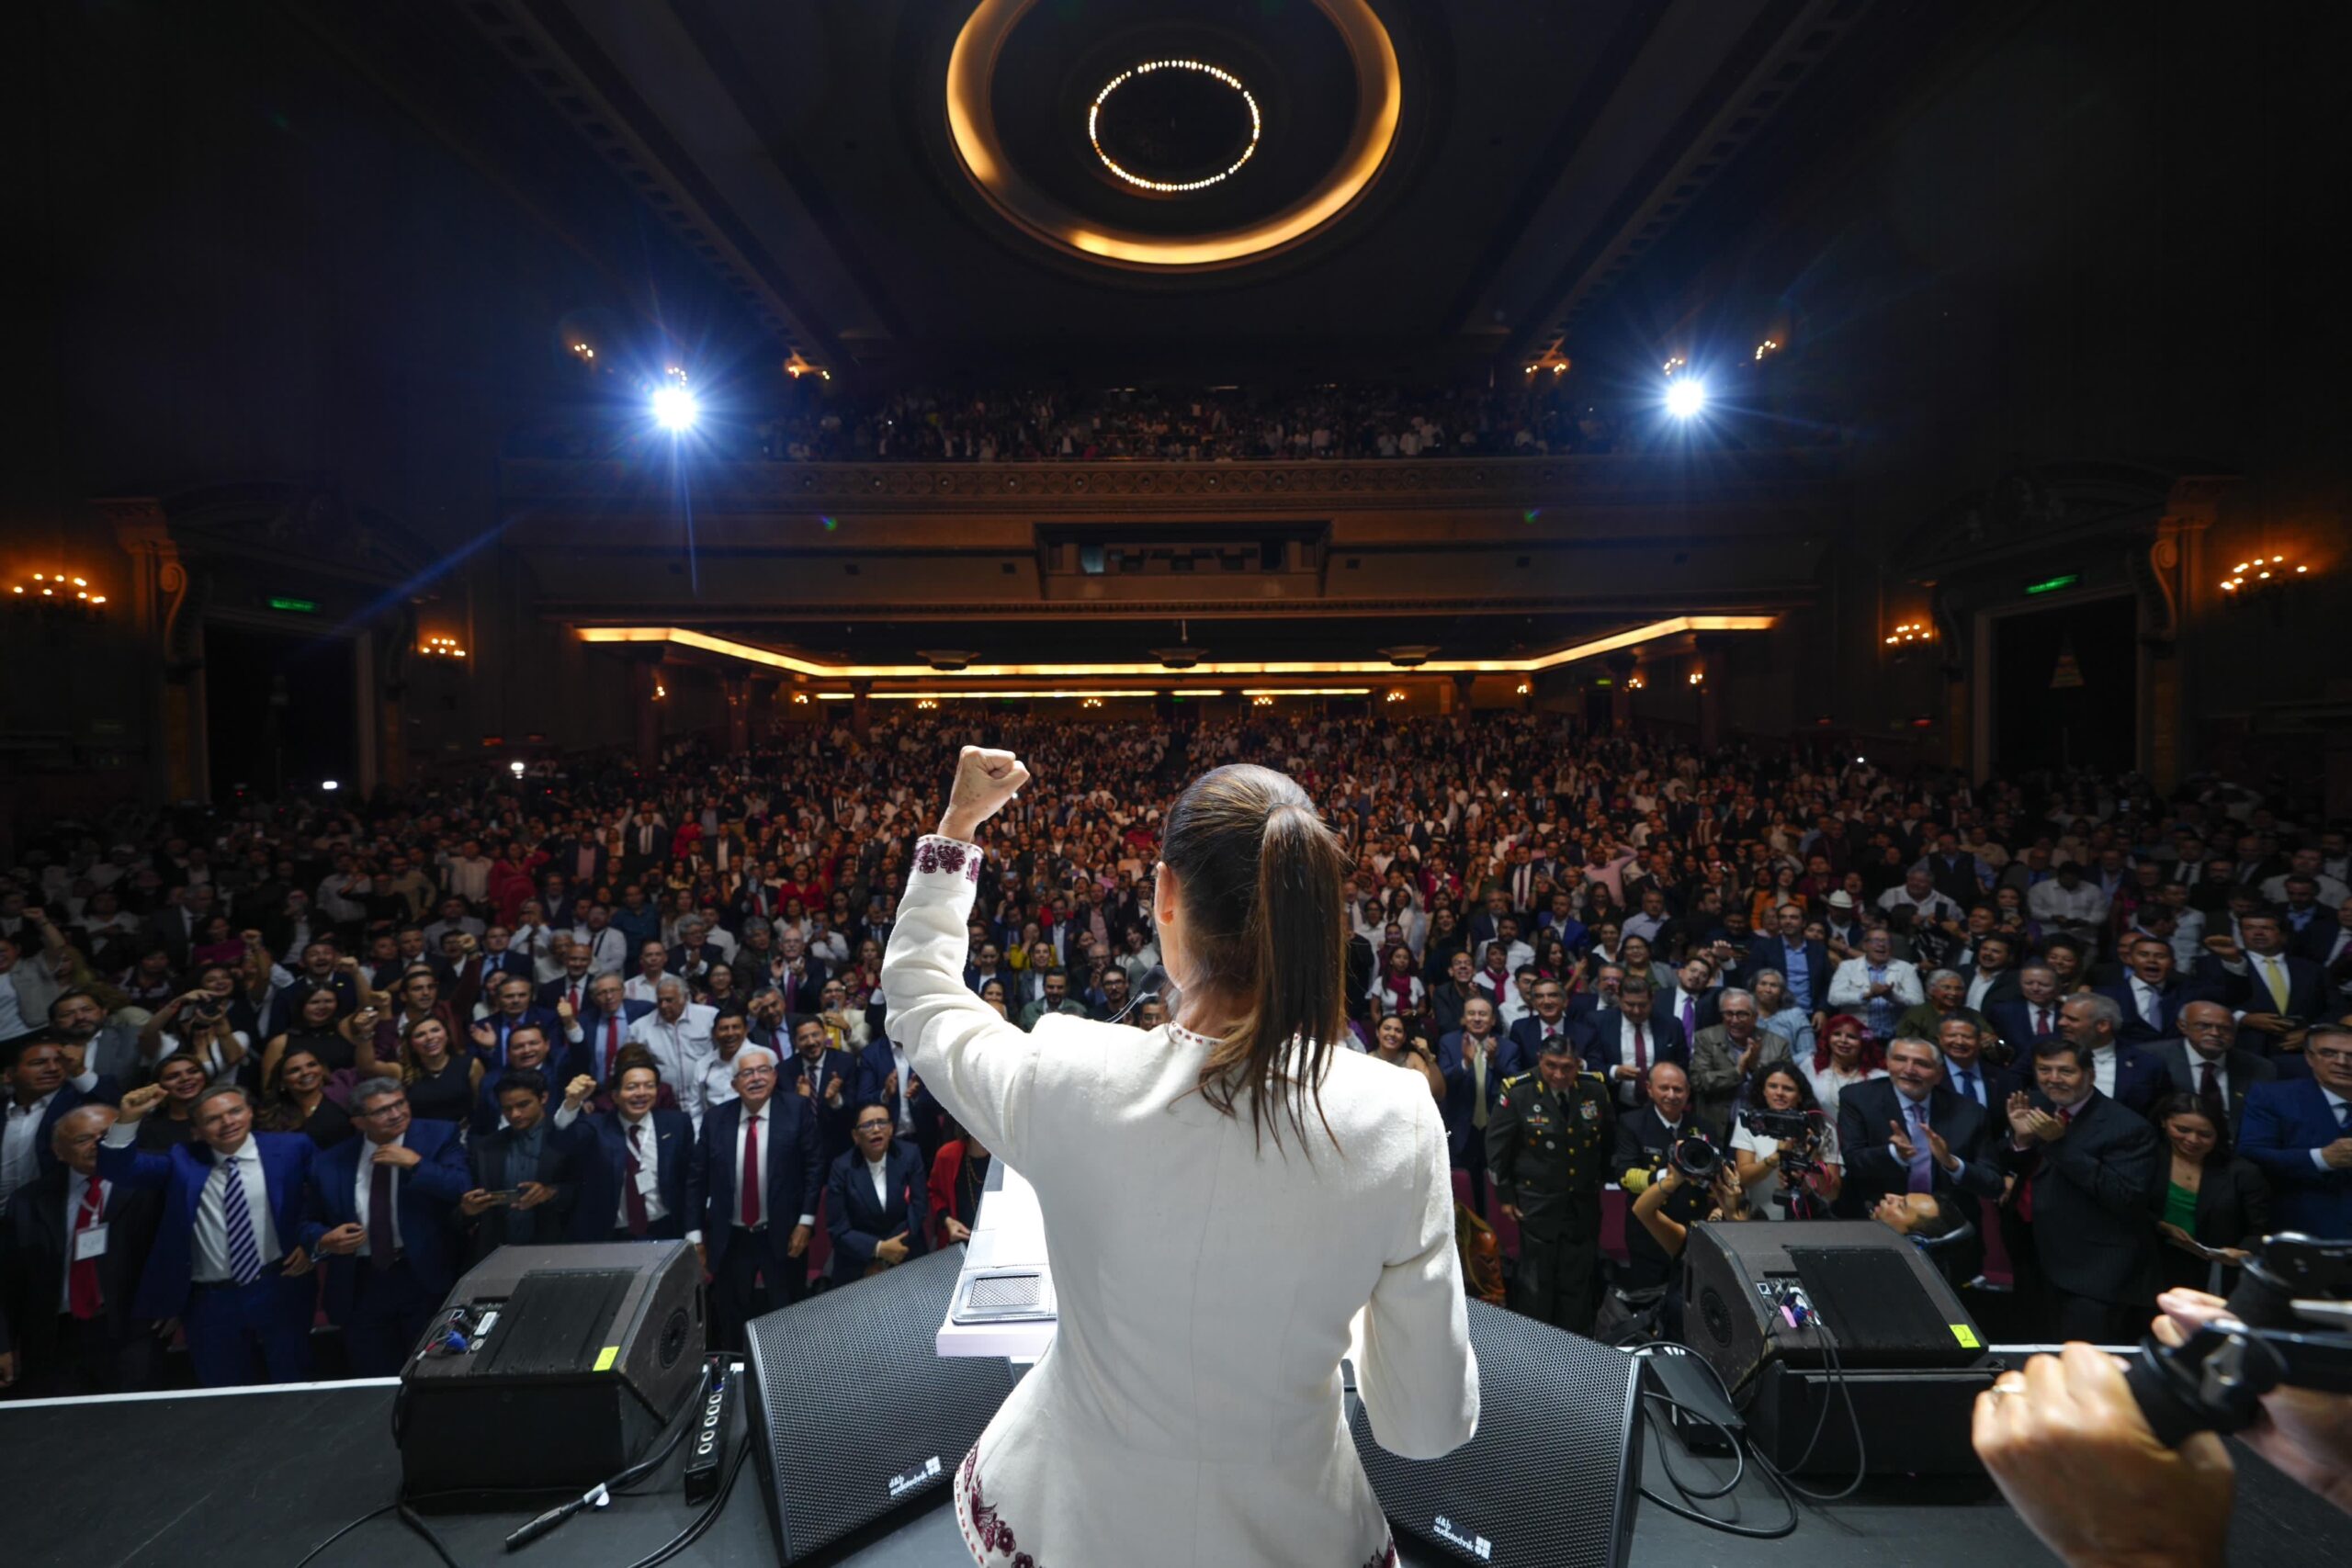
[308,1076,469,1375]
[0,1103,163,1396]
[2056,992,2165,1114]
[694,1042,820,1348]
[1686,987,1789,1138]
[628,976,718,1134]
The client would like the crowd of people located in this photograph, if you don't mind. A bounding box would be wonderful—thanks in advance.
[2,709,2347,1394]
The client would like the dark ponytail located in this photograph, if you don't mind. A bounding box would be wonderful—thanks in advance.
[1160,764,1350,1151]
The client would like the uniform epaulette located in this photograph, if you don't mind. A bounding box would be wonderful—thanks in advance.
[1578,1070,1606,1083]
[1501,1073,1529,1089]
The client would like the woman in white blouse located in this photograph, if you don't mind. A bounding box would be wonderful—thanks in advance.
[883,749,1477,1568]
[1803,1011,1889,1118]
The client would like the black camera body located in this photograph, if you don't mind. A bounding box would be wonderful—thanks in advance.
[1668,1132,1719,1181]
[1739,1106,1827,1176]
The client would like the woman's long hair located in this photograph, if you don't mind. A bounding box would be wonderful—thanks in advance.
[1161,763,1350,1151]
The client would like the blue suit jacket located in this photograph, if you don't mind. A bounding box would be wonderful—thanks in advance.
[1574,1009,1690,1083]
[2093,979,2216,1045]
[1740,939,1833,1013]
[695,1095,822,1276]
[824,1140,931,1273]
[307,1120,471,1321]
[471,1008,562,1069]
[569,1107,700,1241]
[2237,1078,2352,1237]
[1984,999,2062,1055]
[98,1130,324,1320]
[1436,1031,1509,1165]
[1501,1016,1580,1077]
[557,998,656,1085]
[2103,1041,2170,1116]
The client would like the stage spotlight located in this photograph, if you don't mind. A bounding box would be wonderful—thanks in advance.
[321,779,340,792]
[1664,377,1708,419]
[651,384,699,432]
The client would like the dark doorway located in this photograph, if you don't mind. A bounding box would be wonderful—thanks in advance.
[1586,682,1616,733]
[1993,594,2136,775]
[205,622,356,801]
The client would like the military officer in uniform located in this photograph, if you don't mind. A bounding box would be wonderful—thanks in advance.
[1487,1032,1615,1334]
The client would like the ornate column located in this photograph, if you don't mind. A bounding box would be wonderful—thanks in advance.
[2140,479,2226,793]
[104,499,202,803]
[723,673,751,752]
[628,651,665,771]
[851,679,873,741]
[747,675,781,742]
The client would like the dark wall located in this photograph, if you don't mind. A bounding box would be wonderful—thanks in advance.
[1599,0,2350,763]
[2,0,771,785]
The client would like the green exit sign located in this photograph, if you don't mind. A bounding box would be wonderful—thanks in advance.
[2023,573,2080,596]
[268,595,320,614]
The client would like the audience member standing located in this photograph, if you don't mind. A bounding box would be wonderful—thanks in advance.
[695,1045,820,1348]
[309,1077,470,1375]
[1998,1037,2163,1341]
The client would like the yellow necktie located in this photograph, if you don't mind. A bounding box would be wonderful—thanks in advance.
[1471,1048,1488,1129]
[2261,955,2289,1011]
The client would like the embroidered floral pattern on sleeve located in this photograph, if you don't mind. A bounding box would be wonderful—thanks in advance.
[915,836,981,882]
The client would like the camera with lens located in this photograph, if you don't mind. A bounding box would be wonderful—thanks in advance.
[1620,1133,1719,1195]
[1739,1106,1827,1177]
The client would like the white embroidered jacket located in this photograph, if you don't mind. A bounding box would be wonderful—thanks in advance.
[881,836,1478,1568]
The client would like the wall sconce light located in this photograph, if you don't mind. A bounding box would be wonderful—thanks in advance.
[1514,682,1532,695]
[1251,694,1274,706]
[790,692,810,705]
[1687,670,1705,686]
[1081,696,1103,709]
[1625,672,1646,692]
[915,698,939,710]
[1883,621,1933,647]
[652,682,667,700]
[1385,690,1407,704]
[2219,553,2309,594]
[421,634,468,660]
[9,570,108,619]
[1753,338,1781,362]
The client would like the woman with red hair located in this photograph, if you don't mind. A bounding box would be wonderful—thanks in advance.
[1803,1012,1887,1118]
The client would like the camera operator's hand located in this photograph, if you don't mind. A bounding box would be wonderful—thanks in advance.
[1973,1344,2235,1568]
[2156,1289,2352,1516]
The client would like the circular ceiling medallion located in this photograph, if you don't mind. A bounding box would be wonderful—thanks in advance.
[946,0,1402,271]
[1089,60,1262,195]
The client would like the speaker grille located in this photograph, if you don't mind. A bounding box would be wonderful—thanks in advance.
[966,1273,1043,1312]
[745,1247,1013,1562]
[1350,1299,1640,1568]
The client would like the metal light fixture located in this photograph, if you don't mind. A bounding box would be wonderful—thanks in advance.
[422,634,468,660]
[1883,620,1933,647]
[2219,553,2309,593]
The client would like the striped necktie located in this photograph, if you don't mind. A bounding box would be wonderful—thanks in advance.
[220,1156,265,1286]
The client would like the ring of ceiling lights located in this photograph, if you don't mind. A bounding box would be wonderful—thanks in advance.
[946,0,1402,272]
[1088,60,1262,194]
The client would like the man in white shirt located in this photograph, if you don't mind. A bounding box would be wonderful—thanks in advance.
[2027,863,2109,944]
[1877,867,1962,929]
[3,1038,105,1215]
[573,906,630,976]
[439,840,492,908]
[624,941,673,1006]
[695,1045,819,1348]
[2260,849,2351,909]
[628,977,718,1133]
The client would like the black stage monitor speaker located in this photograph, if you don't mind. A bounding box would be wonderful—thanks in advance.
[745,1246,1015,1563]
[396,1241,704,1495]
[1679,1221,1995,1474]
[1350,1297,1643,1568]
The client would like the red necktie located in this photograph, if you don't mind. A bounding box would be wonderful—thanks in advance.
[68,1180,104,1320]
[605,1017,621,1079]
[625,1123,650,1236]
[741,1111,762,1227]
[1632,1023,1648,1075]
[568,984,582,1013]
[2035,1007,2050,1034]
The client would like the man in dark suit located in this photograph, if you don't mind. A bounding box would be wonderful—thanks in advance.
[3,1036,123,1201]
[855,1034,944,1164]
[1608,1062,1713,1302]
[560,974,656,1093]
[98,1079,324,1386]
[1503,977,1579,1075]
[1984,964,2066,1060]
[459,1069,581,1260]
[1837,1037,2006,1224]
[537,944,598,1018]
[1740,903,1832,1022]
[0,1104,162,1397]
[785,1017,858,1167]
[695,1045,822,1348]
[2197,912,2330,1057]
[2279,875,2341,964]
[470,1024,560,1137]
[469,974,561,1070]
[558,1054,699,1243]
[309,1077,470,1376]
[2235,1025,2352,1238]
[1996,1037,2164,1342]
[2095,937,2213,1046]
[825,1100,931,1285]
[1577,977,1690,1111]
[667,918,726,988]
[1933,1015,2020,1118]
[2155,999,2276,1142]
[1959,933,2026,1013]
[1437,996,1509,1213]
[620,808,671,881]
[2059,993,2168,1116]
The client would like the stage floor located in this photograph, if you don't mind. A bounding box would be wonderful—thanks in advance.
[1,1379,2340,1567]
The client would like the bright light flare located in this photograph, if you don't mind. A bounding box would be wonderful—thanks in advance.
[651,385,699,432]
[1665,377,1708,419]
